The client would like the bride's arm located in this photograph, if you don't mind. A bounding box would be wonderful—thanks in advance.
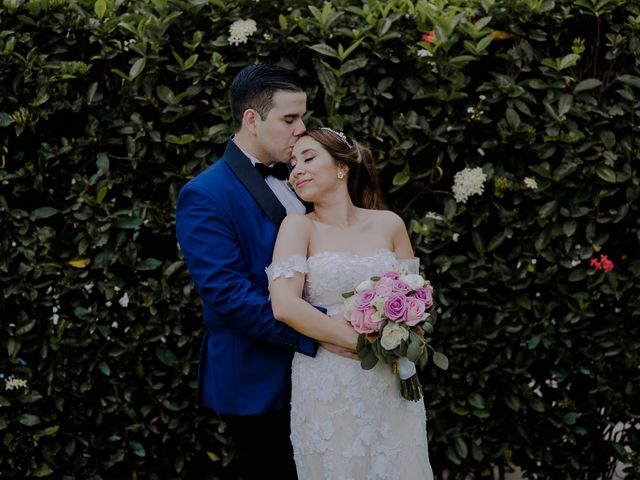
[390,211,415,259]
[269,215,358,350]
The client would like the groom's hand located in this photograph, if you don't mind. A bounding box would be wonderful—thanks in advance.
[320,342,358,360]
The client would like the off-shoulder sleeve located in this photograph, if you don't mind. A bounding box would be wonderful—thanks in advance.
[265,255,309,284]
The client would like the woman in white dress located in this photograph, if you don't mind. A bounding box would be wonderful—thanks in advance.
[267,128,433,480]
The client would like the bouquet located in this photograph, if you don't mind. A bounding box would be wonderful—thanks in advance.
[343,270,448,401]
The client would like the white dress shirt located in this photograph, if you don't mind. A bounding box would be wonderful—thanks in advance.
[243,152,306,215]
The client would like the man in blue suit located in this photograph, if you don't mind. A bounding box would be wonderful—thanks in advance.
[176,65,341,478]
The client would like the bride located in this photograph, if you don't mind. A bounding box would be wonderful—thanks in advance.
[267,128,433,479]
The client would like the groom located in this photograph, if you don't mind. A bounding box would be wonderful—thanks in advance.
[176,65,317,479]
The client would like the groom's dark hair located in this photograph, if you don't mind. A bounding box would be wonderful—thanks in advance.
[229,64,305,131]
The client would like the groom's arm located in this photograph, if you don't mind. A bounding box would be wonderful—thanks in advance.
[176,183,317,357]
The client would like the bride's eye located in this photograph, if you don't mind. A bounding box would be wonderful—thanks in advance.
[304,156,315,162]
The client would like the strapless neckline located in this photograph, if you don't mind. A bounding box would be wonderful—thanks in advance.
[307,248,395,262]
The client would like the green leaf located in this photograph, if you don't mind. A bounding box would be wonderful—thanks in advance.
[538,200,557,218]
[113,216,143,229]
[94,0,107,18]
[527,335,541,350]
[618,74,640,88]
[278,14,287,30]
[564,412,578,425]
[309,43,339,58]
[155,347,177,367]
[138,258,162,270]
[0,112,14,126]
[18,414,41,426]
[455,437,468,459]
[166,134,195,145]
[563,220,577,237]
[129,440,146,457]
[595,165,616,183]
[15,319,36,335]
[156,85,176,105]
[392,162,411,186]
[505,107,520,130]
[98,361,111,376]
[32,207,59,218]
[559,53,580,70]
[96,152,109,171]
[432,351,449,370]
[32,464,54,477]
[182,54,198,71]
[574,78,602,92]
[468,392,485,409]
[96,186,108,204]
[360,349,379,370]
[129,57,146,80]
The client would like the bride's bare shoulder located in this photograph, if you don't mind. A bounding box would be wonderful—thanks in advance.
[280,213,314,233]
[363,209,404,227]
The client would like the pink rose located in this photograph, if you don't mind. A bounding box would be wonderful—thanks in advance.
[374,277,395,297]
[356,290,377,311]
[350,308,383,334]
[406,298,427,326]
[383,271,400,280]
[383,294,408,323]
[363,309,384,333]
[392,280,411,294]
[413,285,433,308]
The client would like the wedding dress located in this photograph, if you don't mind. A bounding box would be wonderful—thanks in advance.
[267,249,433,480]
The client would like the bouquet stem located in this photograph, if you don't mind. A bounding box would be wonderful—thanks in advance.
[400,374,423,401]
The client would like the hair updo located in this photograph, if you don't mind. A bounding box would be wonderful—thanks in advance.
[297,128,382,209]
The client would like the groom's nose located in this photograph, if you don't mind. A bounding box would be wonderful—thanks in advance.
[293,118,305,136]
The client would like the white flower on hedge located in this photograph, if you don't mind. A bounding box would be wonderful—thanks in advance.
[452,166,487,203]
[228,19,257,46]
[5,376,27,391]
[524,177,538,190]
[118,292,129,308]
[425,211,443,221]
[380,323,409,351]
[452,233,460,242]
[417,49,433,57]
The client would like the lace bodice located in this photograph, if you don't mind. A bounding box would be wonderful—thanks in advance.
[267,249,418,316]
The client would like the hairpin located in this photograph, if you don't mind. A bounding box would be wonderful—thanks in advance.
[320,127,352,148]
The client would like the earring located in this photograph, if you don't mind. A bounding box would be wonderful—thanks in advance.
[337,170,345,179]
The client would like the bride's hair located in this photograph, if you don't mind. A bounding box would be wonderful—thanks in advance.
[299,128,382,209]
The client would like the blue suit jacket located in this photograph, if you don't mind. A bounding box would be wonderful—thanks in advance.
[176,139,317,415]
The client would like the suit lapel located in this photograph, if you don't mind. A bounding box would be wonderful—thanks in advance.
[223,140,287,228]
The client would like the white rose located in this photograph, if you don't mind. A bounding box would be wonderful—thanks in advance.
[400,274,425,290]
[380,323,409,351]
[355,279,375,293]
[372,296,386,313]
[343,294,357,320]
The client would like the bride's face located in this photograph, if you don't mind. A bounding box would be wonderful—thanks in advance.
[289,136,347,201]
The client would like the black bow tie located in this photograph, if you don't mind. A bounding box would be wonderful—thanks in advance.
[254,162,289,180]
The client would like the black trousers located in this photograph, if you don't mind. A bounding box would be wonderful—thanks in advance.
[221,408,297,480]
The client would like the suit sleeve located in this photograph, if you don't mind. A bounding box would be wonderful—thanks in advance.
[176,182,317,357]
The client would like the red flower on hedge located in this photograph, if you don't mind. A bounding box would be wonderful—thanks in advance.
[590,254,614,272]
[422,31,436,44]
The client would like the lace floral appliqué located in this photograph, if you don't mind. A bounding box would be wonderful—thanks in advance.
[266,255,309,284]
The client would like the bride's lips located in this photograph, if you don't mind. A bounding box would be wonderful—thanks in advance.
[295,179,311,189]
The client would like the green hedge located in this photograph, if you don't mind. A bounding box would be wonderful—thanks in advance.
[1,0,638,478]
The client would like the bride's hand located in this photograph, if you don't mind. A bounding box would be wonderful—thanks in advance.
[320,342,358,360]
